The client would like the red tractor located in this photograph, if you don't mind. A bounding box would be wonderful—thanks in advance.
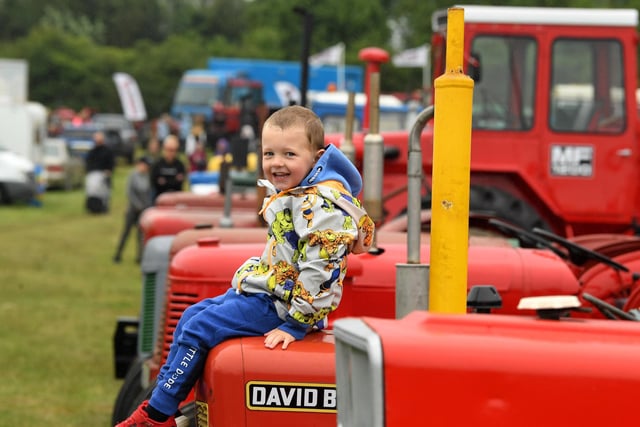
[139,177,262,246]
[326,5,640,238]
[333,306,640,427]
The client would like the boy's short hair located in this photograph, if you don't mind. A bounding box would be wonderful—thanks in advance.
[264,106,324,151]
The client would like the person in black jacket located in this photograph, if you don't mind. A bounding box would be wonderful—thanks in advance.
[85,130,115,177]
[150,134,186,202]
[85,131,115,213]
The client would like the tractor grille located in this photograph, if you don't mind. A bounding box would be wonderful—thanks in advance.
[139,272,157,354]
[334,318,385,427]
[161,290,200,364]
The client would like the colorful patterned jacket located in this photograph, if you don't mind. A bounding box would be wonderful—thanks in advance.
[231,144,374,339]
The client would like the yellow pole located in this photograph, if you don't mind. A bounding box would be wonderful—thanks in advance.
[429,7,474,314]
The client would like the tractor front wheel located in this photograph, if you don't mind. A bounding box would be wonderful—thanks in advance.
[111,357,145,425]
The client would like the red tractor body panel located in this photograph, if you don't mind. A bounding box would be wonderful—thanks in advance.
[196,333,336,427]
[343,311,640,426]
[139,206,259,245]
[155,191,258,210]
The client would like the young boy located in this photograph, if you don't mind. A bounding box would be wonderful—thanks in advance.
[116,105,374,427]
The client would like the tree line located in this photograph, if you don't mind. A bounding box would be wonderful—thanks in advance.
[0,0,636,119]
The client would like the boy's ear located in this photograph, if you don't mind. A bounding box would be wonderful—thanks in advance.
[314,149,325,162]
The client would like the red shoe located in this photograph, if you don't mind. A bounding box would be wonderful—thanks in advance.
[115,400,176,427]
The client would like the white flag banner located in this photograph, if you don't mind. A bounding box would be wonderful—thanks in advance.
[113,72,147,121]
[309,42,345,66]
[274,81,301,106]
[392,44,430,68]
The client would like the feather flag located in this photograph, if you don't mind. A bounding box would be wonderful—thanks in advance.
[112,72,147,121]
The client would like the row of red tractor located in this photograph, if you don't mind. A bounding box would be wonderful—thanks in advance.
[112,5,640,426]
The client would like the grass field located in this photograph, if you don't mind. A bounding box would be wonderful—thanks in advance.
[0,165,141,426]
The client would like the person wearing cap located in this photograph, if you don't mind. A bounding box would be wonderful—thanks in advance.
[113,156,153,264]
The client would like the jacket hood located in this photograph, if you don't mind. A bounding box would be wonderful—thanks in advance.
[299,144,362,196]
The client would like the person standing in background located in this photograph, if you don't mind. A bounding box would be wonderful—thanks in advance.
[145,136,161,163]
[86,131,115,181]
[85,131,115,213]
[155,113,173,142]
[113,156,152,264]
[188,137,208,172]
[185,115,207,156]
[150,135,186,202]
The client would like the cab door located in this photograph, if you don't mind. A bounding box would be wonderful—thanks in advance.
[543,35,637,229]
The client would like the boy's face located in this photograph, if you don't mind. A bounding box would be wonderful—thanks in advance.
[261,123,322,191]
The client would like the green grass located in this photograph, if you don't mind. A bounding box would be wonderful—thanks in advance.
[0,165,141,426]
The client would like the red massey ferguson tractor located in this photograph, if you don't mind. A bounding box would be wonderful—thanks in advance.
[324,4,640,238]
[112,5,640,425]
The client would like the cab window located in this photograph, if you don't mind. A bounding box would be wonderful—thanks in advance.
[470,36,537,131]
[550,39,625,133]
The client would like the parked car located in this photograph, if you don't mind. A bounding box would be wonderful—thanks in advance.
[0,145,36,204]
[59,123,99,159]
[92,113,137,164]
[42,137,84,190]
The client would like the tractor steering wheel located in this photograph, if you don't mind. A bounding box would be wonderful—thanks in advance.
[581,292,637,321]
[487,218,568,260]
[532,228,629,272]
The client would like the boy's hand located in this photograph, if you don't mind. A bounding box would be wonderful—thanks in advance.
[264,328,296,350]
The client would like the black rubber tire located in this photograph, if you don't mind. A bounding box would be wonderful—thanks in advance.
[111,358,145,425]
[177,402,197,427]
[469,185,549,231]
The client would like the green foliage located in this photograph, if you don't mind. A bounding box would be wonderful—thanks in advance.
[199,0,248,43]
[92,0,167,46]
[311,0,391,54]
[40,5,106,43]
[11,27,121,111]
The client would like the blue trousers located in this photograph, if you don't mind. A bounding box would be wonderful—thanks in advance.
[149,289,283,416]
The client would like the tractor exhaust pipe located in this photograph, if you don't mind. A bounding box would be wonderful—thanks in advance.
[396,106,434,319]
[340,91,356,164]
[359,47,389,251]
